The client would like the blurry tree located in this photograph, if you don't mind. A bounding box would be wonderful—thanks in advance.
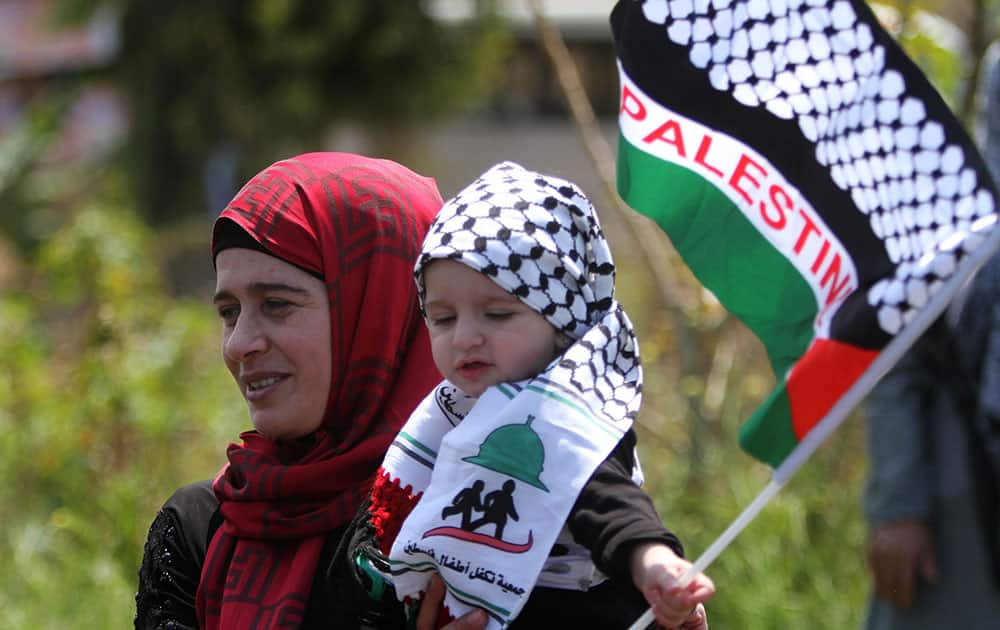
[0,203,244,627]
[54,0,511,222]
[875,0,999,125]
[0,93,67,249]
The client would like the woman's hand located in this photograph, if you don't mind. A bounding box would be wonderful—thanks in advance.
[416,573,488,630]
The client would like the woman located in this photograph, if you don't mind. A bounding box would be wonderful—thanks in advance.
[134,152,486,629]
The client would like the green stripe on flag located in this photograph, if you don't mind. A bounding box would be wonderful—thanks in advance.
[738,383,798,467]
[617,135,816,377]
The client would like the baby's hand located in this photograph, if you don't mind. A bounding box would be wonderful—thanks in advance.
[629,542,715,629]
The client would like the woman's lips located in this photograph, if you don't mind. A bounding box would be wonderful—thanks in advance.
[244,374,288,401]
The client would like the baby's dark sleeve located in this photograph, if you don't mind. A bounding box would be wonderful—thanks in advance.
[566,430,683,582]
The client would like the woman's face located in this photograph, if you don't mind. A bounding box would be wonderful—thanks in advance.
[214,248,332,441]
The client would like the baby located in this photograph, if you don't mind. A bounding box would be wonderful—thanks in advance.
[359,162,714,629]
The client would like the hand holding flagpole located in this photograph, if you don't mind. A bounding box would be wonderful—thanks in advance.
[626,479,784,630]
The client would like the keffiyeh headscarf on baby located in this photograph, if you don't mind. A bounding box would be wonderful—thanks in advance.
[375,162,643,628]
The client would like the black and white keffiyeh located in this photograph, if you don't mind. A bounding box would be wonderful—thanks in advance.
[382,162,643,628]
[415,160,642,421]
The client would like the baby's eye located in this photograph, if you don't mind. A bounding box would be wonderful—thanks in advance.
[486,311,513,321]
[427,314,455,327]
[217,304,240,326]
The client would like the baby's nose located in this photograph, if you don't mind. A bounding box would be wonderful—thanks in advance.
[452,317,484,349]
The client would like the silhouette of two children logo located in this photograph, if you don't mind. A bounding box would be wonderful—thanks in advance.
[441,479,520,540]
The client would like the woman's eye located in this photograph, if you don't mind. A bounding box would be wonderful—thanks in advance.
[263,298,293,314]
[217,305,239,325]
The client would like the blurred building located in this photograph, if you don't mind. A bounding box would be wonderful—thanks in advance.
[0,0,128,166]
[3,0,625,257]
[344,0,622,204]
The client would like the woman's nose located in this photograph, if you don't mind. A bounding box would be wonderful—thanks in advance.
[223,313,268,362]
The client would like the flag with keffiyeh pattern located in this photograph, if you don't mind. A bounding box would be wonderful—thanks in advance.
[612,0,1000,467]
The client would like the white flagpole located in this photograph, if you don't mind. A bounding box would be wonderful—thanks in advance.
[626,220,1000,630]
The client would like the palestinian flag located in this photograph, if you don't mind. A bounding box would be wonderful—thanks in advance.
[613,0,1000,468]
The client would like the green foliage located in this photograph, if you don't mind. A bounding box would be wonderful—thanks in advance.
[0,206,243,628]
[894,22,967,112]
[872,0,988,125]
[0,91,73,251]
[900,32,965,108]
[637,417,868,629]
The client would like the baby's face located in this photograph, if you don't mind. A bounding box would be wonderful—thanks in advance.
[422,260,562,397]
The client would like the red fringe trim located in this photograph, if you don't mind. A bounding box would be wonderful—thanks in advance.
[369,468,423,555]
[371,470,454,628]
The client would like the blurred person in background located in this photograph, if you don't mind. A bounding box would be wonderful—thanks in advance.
[134,152,486,629]
[861,49,1000,630]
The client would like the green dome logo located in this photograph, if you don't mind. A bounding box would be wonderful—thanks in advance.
[462,415,549,491]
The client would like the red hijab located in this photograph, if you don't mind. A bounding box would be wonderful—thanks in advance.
[196,152,443,629]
